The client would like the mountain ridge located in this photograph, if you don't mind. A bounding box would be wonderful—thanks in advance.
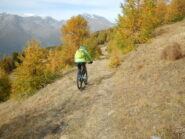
[0,13,114,57]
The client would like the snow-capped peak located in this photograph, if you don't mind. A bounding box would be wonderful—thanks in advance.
[81,13,96,19]
[22,13,48,19]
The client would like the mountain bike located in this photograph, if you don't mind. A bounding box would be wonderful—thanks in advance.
[76,62,92,90]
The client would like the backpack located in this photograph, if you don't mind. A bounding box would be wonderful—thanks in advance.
[76,49,85,59]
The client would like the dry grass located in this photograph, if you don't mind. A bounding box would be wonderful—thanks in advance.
[111,19,185,139]
[151,28,167,38]
[0,59,117,139]
[0,19,185,139]
[115,87,185,139]
[161,42,183,60]
[136,64,144,70]
[108,48,121,68]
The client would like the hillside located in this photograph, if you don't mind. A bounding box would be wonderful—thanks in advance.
[0,13,114,57]
[0,20,185,139]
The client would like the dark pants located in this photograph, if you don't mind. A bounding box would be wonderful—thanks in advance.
[76,62,86,73]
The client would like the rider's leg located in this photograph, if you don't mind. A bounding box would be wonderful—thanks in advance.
[77,63,82,79]
[83,63,88,84]
[82,63,86,74]
[77,63,81,72]
[82,63,87,81]
[77,63,82,72]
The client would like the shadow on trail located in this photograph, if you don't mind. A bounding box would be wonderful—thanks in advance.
[0,105,67,139]
[0,92,86,138]
[77,71,116,94]
[0,80,99,139]
[90,72,116,86]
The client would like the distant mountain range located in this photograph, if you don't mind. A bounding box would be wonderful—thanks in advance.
[0,13,114,57]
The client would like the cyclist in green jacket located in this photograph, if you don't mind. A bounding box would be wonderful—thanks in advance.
[74,46,93,78]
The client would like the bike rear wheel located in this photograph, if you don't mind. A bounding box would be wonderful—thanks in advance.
[76,63,88,90]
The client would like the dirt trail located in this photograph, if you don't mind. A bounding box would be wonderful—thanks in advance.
[0,56,120,139]
[0,19,185,139]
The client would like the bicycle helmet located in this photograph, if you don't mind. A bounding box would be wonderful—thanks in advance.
[80,46,86,50]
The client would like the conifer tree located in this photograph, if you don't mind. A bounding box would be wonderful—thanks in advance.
[139,0,158,41]
[47,49,58,74]
[61,15,89,47]
[115,0,142,52]
[12,40,49,97]
[115,0,158,51]
[156,0,168,25]
[0,67,11,102]
[165,0,185,22]
[60,44,77,68]
[60,15,89,68]
[83,37,102,59]
[46,47,63,73]
[1,56,14,73]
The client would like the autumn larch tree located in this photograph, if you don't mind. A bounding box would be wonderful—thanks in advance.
[61,15,89,47]
[12,40,49,97]
[165,0,185,22]
[0,67,11,102]
[60,15,89,68]
[155,0,168,25]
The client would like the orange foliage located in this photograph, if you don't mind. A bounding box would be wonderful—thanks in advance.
[60,45,78,68]
[12,40,49,97]
[165,0,185,22]
[47,48,61,73]
[155,0,167,24]
[60,15,90,68]
[61,15,89,47]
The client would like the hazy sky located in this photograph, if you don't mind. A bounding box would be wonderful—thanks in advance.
[0,0,123,22]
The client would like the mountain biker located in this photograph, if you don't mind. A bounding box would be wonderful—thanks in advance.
[74,46,93,79]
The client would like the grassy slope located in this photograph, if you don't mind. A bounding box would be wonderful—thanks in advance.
[0,20,185,139]
[113,19,185,138]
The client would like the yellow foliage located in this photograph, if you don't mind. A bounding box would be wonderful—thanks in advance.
[0,67,11,102]
[46,47,63,73]
[47,44,79,73]
[83,37,102,59]
[165,0,185,22]
[90,28,114,45]
[112,0,180,57]
[60,44,78,68]
[139,0,158,41]
[61,15,89,47]
[116,0,158,50]
[108,47,121,68]
[59,15,91,68]
[155,0,167,25]
[118,0,141,43]
[11,40,50,97]
[47,50,57,73]
[0,56,14,73]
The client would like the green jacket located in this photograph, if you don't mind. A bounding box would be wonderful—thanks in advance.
[74,48,92,63]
